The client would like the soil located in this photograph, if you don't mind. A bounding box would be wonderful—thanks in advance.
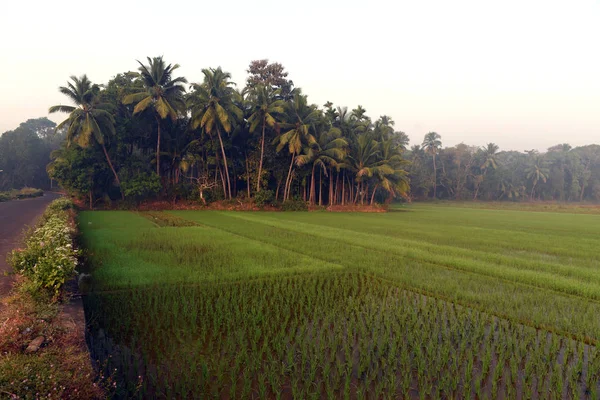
[0,192,61,301]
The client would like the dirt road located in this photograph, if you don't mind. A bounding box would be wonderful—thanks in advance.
[0,192,60,297]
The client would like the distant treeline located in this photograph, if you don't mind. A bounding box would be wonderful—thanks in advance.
[0,118,64,191]
[2,58,599,204]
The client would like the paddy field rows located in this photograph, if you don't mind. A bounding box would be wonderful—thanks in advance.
[79,205,600,398]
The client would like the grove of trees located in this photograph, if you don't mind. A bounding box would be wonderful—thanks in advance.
[0,118,64,191]
[2,57,599,206]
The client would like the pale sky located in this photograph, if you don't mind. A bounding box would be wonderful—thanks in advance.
[1,0,599,151]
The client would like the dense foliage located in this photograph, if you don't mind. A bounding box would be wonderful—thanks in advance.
[409,142,600,201]
[9,198,78,298]
[0,118,64,191]
[80,208,600,398]
[2,58,597,204]
[46,58,411,207]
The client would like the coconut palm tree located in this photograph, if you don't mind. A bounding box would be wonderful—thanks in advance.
[525,154,550,200]
[247,85,285,192]
[188,68,242,200]
[370,139,410,204]
[347,133,383,204]
[481,143,499,172]
[296,127,347,205]
[474,142,499,199]
[122,56,187,178]
[274,92,319,201]
[49,75,123,199]
[422,132,442,198]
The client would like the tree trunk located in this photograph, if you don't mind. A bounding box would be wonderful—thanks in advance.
[155,115,161,177]
[275,180,281,202]
[329,169,334,206]
[432,153,437,199]
[580,165,589,201]
[216,126,232,199]
[101,143,124,200]
[89,190,93,210]
[334,171,340,206]
[284,153,295,201]
[370,184,379,205]
[530,182,536,201]
[256,120,266,192]
[318,168,322,206]
[245,152,250,198]
[341,172,345,206]
[310,163,316,205]
[215,152,226,198]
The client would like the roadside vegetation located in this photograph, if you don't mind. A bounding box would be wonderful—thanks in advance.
[80,206,600,398]
[0,187,44,202]
[0,198,101,399]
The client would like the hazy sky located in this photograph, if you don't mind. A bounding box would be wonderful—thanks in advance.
[1,0,599,151]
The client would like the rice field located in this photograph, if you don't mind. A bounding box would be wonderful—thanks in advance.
[79,205,600,398]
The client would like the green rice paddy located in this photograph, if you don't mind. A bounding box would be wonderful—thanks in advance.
[80,205,600,398]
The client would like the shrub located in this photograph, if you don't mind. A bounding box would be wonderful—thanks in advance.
[281,199,308,211]
[254,190,274,207]
[9,199,78,299]
[0,188,44,201]
[46,197,73,212]
[121,171,161,201]
[16,187,44,199]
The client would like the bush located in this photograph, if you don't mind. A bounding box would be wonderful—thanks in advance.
[46,197,73,212]
[281,199,308,211]
[254,190,274,207]
[121,171,161,201]
[9,199,78,299]
[16,187,44,199]
[0,188,44,201]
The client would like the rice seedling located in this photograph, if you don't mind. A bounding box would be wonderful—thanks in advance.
[79,206,600,398]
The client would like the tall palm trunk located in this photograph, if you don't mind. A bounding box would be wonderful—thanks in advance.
[310,163,317,205]
[215,152,227,198]
[216,126,232,199]
[318,168,323,206]
[256,120,266,192]
[155,115,161,177]
[370,184,379,205]
[245,152,250,198]
[329,169,334,206]
[284,152,295,201]
[101,143,124,200]
[432,153,437,199]
[341,171,345,206]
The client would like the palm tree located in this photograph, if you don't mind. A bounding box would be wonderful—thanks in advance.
[122,56,187,178]
[525,154,549,200]
[370,139,410,204]
[247,85,285,192]
[348,133,383,204]
[474,142,499,199]
[296,127,347,205]
[422,132,442,198]
[481,143,499,172]
[188,67,243,200]
[274,92,319,201]
[49,75,123,199]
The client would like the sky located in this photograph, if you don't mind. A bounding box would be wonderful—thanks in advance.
[1,0,599,152]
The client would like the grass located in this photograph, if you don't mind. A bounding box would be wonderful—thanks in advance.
[79,204,600,398]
